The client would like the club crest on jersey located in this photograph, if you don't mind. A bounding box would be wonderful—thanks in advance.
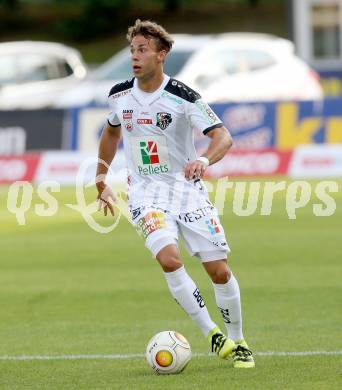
[123,109,133,131]
[156,112,172,130]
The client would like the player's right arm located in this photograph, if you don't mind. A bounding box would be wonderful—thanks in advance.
[96,123,121,216]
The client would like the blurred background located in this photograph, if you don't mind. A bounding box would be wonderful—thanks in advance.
[0,2,341,388]
[0,0,341,180]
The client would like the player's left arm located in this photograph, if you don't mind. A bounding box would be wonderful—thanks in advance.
[184,125,233,180]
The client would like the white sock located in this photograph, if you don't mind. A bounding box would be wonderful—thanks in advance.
[164,266,216,337]
[213,274,244,342]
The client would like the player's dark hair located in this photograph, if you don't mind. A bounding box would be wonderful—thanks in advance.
[127,19,174,53]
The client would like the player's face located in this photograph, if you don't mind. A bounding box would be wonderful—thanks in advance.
[130,35,166,80]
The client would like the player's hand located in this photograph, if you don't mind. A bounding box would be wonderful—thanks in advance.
[96,183,117,216]
[184,160,207,180]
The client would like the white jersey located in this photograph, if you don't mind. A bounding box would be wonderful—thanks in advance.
[107,75,223,215]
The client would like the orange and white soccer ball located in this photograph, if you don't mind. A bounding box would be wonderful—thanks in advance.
[146,331,191,374]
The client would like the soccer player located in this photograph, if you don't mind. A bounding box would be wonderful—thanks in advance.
[96,19,254,368]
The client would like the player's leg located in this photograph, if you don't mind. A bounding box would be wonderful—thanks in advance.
[156,243,218,338]
[202,257,255,368]
[178,211,254,366]
[177,219,236,359]
[202,259,243,342]
[132,208,218,339]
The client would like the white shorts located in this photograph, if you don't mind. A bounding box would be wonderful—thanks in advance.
[131,205,230,262]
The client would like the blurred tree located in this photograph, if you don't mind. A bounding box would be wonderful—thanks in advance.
[56,0,131,40]
[0,0,19,9]
[164,0,181,13]
[247,0,259,6]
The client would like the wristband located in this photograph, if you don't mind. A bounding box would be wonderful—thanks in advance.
[196,156,210,167]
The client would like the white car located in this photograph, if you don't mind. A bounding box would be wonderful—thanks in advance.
[56,33,323,107]
[0,41,87,109]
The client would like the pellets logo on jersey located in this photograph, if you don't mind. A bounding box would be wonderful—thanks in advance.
[156,112,172,130]
[205,218,221,237]
[140,141,160,165]
[132,136,170,175]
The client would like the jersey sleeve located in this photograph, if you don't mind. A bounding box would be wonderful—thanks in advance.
[106,96,121,127]
[186,98,223,135]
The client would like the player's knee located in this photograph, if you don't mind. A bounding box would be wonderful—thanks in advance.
[156,247,183,272]
[159,256,183,272]
[211,265,231,284]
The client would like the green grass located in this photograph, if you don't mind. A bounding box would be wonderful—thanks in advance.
[0,180,341,389]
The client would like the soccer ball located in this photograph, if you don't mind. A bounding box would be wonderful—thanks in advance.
[146,331,191,374]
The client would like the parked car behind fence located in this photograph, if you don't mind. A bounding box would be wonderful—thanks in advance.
[57,33,323,108]
[0,41,87,110]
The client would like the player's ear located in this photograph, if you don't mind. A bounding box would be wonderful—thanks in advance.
[158,50,167,63]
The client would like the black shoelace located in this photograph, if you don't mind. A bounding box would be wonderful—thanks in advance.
[233,345,253,360]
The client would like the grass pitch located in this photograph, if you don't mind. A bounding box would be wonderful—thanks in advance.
[0,179,341,389]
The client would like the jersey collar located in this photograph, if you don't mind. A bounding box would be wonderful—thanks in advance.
[132,74,170,106]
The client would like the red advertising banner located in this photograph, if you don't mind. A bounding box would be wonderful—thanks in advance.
[289,145,342,178]
[0,154,41,184]
[2,146,341,185]
[204,149,293,178]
